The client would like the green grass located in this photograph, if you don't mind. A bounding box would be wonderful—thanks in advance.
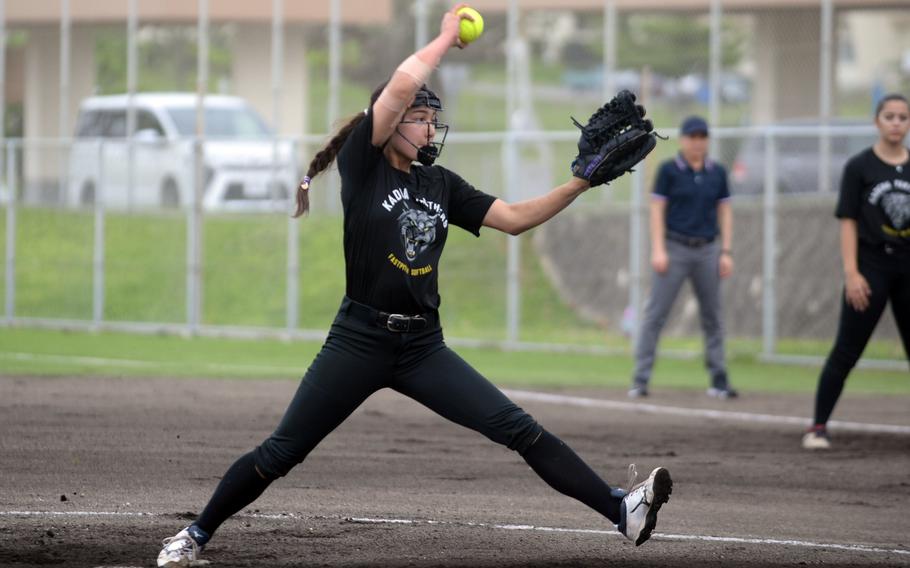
[106,212,186,322]
[1,206,905,358]
[1,206,904,391]
[0,327,906,396]
[0,207,604,343]
[15,209,95,319]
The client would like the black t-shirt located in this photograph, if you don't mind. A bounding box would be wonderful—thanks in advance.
[335,108,497,314]
[836,147,910,256]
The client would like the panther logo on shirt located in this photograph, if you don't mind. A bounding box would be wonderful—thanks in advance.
[881,190,910,231]
[397,202,439,261]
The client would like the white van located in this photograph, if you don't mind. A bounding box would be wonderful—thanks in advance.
[67,93,297,212]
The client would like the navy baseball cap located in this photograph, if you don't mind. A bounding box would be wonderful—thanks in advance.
[680,115,709,136]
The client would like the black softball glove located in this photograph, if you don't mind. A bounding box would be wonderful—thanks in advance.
[570,90,659,187]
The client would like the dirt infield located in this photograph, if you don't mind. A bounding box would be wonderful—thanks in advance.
[1,375,908,568]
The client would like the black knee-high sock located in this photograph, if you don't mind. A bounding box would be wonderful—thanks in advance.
[194,451,274,538]
[521,430,623,524]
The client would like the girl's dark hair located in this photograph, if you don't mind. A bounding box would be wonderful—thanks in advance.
[294,82,388,217]
[874,93,909,117]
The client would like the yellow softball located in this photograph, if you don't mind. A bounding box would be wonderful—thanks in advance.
[457,7,484,44]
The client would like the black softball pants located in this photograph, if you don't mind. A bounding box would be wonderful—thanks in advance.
[813,253,910,426]
[194,297,623,538]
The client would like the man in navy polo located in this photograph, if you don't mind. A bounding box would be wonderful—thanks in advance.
[629,115,737,399]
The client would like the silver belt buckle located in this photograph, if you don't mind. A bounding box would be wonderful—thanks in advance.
[386,314,407,332]
[386,314,426,332]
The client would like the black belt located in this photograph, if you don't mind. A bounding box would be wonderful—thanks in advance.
[343,297,437,333]
[666,230,715,248]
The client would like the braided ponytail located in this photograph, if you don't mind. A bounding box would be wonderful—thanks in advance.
[294,81,389,218]
[294,114,366,217]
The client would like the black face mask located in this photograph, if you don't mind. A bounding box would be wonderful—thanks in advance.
[395,85,447,166]
[396,120,449,166]
[416,144,440,167]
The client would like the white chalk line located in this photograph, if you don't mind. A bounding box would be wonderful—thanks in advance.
[1,510,907,557]
[502,389,910,435]
[346,517,910,557]
[3,351,909,434]
[0,351,299,375]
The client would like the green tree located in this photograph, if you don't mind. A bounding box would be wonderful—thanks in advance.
[95,26,232,95]
[617,15,745,77]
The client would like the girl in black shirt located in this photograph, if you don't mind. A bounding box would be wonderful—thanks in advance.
[157,6,671,566]
[802,93,910,450]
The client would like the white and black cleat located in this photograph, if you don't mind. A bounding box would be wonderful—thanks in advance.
[157,527,204,567]
[617,466,673,546]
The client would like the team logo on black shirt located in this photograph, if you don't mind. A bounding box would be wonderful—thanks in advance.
[870,179,910,234]
[881,191,910,231]
[397,202,439,260]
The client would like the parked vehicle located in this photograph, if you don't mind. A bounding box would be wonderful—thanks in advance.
[663,73,751,104]
[67,93,297,212]
[563,68,642,93]
[729,118,877,196]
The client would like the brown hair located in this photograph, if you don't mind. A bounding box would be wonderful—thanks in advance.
[294,82,388,217]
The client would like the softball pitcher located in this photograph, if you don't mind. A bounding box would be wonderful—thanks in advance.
[158,6,670,566]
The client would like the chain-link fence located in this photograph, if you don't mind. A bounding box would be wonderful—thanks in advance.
[1,1,907,366]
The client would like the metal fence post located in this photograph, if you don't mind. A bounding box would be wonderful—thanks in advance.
[271,0,298,332]
[602,0,617,101]
[708,0,722,158]
[414,0,429,51]
[629,167,645,351]
[4,142,16,323]
[0,6,6,324]
[1,0,6,182]
[92,139,105,326]
[602,0,617,206]
[326,0,342,215]
[59,0,71,206]
[278,35,300,333]
[126,0,138,210]
[187,140,202,333]
[188,0,209,334]
[286,190,299,332]
[271,0,283,208]
[762,129,778,357]
[818,0,834,193]
[503,0,520,344]
[504,133,520,345]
